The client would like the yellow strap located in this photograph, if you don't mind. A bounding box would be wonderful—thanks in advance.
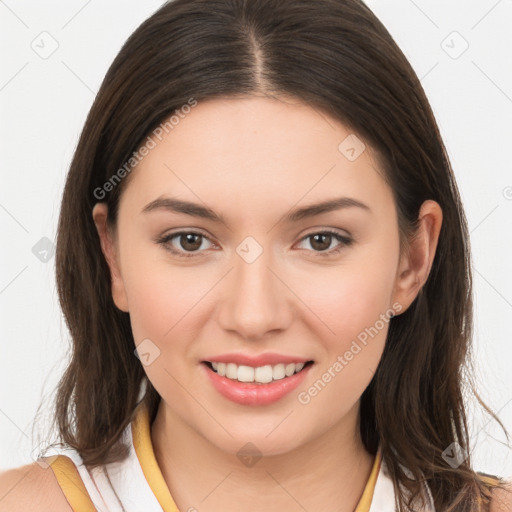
[132,402,181,512]
[48,455,96,512]
[354,448,382,512]
[132,400,382,512]
[47,403,382,512]
[476,473,502,507]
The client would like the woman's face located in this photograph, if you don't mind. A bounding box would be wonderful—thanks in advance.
[95,95,417,456]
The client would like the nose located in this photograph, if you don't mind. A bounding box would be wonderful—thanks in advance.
[216,240,294,340]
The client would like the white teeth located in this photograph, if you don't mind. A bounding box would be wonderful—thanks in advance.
[237,365,254,382]
[209,361,309,383]
[272,364,286,380]
[226,363,238,379]
[285,363,295,377]
[254,365,273,384]
[217,362,226,376]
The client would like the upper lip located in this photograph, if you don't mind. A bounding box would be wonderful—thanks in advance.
[203,352,313,367]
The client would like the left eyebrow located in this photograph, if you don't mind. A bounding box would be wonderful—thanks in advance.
[140,195,371,223]
[282,196,371,223]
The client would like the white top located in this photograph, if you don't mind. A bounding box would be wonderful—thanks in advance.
[42,401,436,512]
[46,422,164,511]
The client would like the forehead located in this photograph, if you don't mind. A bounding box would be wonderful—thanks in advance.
[118,95,394,223]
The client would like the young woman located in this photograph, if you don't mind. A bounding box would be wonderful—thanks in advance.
[1,0,510,511]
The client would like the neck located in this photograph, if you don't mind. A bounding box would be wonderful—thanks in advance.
[151,401,376,512]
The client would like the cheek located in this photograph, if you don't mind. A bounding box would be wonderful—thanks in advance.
[297,254,398,345]
[122,268,171,343]
[122,223,399,348]
[295,263,396,414]
[123,261,206,402]
[119,235,209,342]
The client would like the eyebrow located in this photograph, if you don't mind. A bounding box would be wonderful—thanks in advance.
[141,196,371,223]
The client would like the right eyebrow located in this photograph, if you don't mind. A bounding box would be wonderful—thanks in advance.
[140,195,371,224]
[141,197,225,223]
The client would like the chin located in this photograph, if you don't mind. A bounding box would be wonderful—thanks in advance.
[202,424,309,460]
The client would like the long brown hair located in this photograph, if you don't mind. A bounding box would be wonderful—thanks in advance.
[43,0,510,509]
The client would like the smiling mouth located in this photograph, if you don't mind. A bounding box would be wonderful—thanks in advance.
[202,360,314,385]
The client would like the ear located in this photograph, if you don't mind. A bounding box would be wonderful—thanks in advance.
[92,203,129,312]
[392,200,443,314]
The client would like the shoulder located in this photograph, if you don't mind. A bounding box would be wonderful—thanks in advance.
[0,461,73,512]
[489,478,512,512]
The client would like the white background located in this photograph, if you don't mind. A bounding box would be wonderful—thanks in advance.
[1,0,511,478]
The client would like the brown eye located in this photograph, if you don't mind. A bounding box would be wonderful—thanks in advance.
[309,233,333,251]
[157,231,214,257]
[179,233,203,251]
[297,230,353,255]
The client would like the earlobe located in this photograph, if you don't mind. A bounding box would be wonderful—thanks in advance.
[92,203,129,313]
[392,200,443,313]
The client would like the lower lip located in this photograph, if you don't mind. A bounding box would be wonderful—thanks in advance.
[201,362,313,406]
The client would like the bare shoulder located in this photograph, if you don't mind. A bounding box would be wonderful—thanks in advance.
[490,479,512,512]
[0,462,73,512]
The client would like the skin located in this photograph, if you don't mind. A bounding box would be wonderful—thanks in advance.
[92,95,443,512]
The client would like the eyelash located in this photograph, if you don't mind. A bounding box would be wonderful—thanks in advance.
[155,229,353,259]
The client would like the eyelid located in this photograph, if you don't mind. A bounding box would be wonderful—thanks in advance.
[300,227,352,240]
[295,228,353,254]
[156,227,353,258]
[155,228,215,256]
